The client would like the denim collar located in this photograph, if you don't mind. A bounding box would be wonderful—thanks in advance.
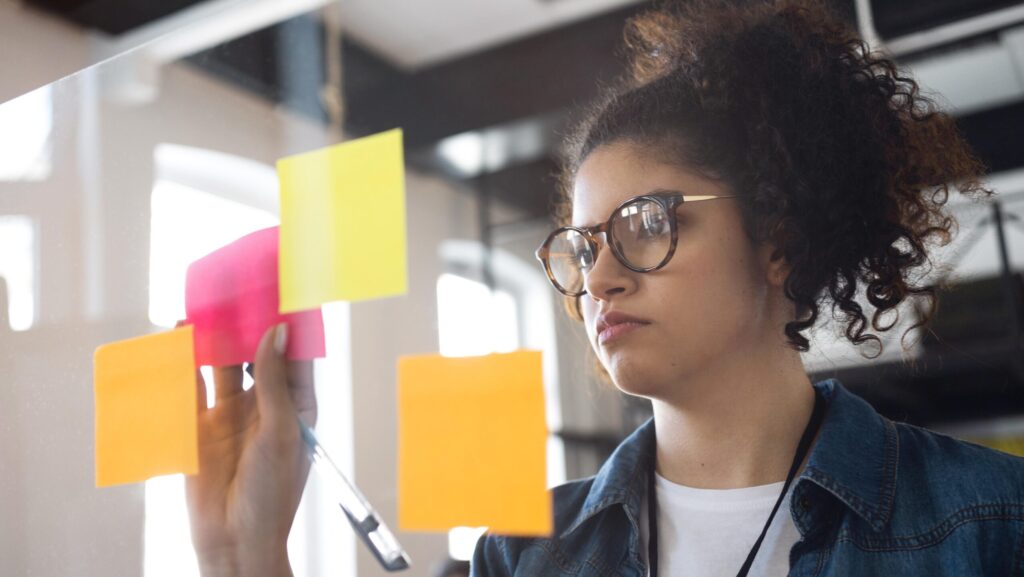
[559,378,898,539]
[800,378,898,532]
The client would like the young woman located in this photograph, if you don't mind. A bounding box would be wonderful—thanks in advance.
[187,1,1024,575]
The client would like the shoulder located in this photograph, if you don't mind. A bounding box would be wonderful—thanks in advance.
[890,420,1024,527]
[470,476,600,577]
[895,421,1024,497]
[473,476,598,550]
[471,420,654,576]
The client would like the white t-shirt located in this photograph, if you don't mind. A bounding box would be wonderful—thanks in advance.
[639,472,802,577]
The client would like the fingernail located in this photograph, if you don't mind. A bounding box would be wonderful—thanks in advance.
[274,323,289,356]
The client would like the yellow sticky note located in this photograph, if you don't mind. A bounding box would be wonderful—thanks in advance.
[277,128,407,312]
[397,351,552,536]
[94,327,198,487]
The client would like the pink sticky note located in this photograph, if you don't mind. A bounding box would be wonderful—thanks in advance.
[186,226,325,366]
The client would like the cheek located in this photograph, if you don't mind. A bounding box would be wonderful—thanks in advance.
[698,257,768,335]
[652,245,758,328]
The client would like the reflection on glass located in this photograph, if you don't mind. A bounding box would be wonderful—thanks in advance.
[0,86,52,182]
[0,215,36,331]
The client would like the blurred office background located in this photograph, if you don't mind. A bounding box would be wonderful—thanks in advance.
[0,0,1022,575]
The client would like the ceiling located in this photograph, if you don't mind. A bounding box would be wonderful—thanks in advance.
[327,0,644,69]
[25,0,644,69]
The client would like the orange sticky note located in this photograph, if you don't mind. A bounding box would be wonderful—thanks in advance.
[397,351,551,536]
[94,327,198,487]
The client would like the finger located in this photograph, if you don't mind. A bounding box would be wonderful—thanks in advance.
[254,323,295,427]
[176,320,208,412]
[213,365,244,401]
[287,360,317,426]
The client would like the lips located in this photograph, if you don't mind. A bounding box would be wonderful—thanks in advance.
[596,311,651,345]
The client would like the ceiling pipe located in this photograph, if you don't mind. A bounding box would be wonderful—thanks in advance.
[93,0,338,104]
[98,0,337,63]
[855,0,1024,57]
[853,0,883,53]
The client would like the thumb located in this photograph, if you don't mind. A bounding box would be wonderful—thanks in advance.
[254,323,294,427]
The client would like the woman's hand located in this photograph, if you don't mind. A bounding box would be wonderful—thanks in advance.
[184,324,317,577]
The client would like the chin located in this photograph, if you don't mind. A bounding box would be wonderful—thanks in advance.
[604,355,664,399]
[612,380,662,400]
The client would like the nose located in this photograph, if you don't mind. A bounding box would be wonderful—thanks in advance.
[582,233,637,302]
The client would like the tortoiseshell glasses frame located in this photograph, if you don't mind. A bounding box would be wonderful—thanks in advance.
[534,190,739,297]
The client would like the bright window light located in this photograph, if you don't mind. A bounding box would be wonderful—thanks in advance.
[145,178,277,577]
[437,272,521,559]
[448,526,488,561]
[147,180,278,328]
[0,216,37,331]
[437,132,484,176]
[438,240,567,491]
[437,273,518,357]
[0,86,53,181]
[144,474,199,576]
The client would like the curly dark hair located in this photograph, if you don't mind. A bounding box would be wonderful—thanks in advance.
[556,0,992,358]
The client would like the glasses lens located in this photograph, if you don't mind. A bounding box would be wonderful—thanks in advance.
[546,229,591,294]
[610,198,673,269]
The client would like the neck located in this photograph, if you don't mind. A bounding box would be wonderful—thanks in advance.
[651,346,816,489]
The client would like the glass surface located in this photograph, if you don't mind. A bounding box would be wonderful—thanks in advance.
[0,4,578,576]
[2,2,1023,577]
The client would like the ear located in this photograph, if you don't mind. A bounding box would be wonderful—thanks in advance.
[758,242,790,288]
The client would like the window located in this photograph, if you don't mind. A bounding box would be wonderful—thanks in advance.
[0,216,36,331]
[436,240,566,560]
[0,86,53,181]
[144,144,355,577]
[148,179,279,328]
[437,273,519,357]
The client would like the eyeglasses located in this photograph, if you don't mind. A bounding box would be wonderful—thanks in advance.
[535,190,738,297]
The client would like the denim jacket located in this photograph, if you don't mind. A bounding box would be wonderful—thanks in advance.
[472,378,1024,576]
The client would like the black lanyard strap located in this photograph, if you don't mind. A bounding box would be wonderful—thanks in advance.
[647,388,826,577]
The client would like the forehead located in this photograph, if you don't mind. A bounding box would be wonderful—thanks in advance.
[571,142,731,227]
